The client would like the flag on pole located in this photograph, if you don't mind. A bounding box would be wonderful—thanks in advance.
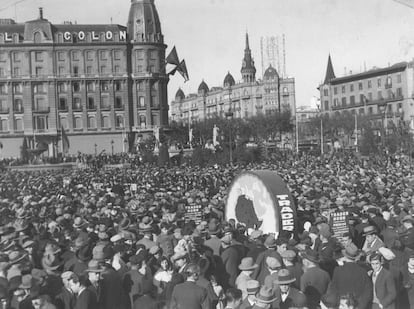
[177,60,189,82]
[213,125,219,146]
[61,126,70,154]
[166,46,180,66]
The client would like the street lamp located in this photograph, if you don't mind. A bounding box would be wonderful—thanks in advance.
[377,101,387,148]
[225,108,234,165]
[111,140,114,155]
[316,103,323,155]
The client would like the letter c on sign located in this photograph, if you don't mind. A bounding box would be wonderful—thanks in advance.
[64,32,71,41]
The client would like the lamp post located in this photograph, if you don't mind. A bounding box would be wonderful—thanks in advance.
[225,108,234,165]
[94,143,97,156]
[378,101,387,149]
[111,140,114,155]
[316,103,323,155]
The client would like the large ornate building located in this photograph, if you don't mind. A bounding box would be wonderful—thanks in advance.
[170,33,296,125]
[319,55,414,128]
[0,0,169,157]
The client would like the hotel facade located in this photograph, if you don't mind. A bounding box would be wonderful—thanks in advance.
[0,0,169,158]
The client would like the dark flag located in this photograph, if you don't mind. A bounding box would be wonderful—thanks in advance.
[177,60,189,82]
[166,46,180,66]
[61,126,70,154]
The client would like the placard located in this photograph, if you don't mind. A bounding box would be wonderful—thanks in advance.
[330,211,349,242]
[184,204,203,225]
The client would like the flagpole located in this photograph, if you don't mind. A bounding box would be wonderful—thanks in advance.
[61,128,64,157]
[355,113,358,153]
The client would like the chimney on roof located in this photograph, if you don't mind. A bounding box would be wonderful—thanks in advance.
[39,7,43,20]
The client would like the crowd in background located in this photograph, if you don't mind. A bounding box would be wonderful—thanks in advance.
[0,152,413,308]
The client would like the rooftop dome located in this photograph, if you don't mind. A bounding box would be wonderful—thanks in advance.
[263,65,279,80]
[175,88,185,101]
[223,72,235,87]
[198,80,209,94]
[127,0,163,43]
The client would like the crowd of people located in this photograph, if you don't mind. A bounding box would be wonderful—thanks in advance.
[0,152,413,309]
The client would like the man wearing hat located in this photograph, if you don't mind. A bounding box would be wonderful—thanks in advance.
[235,257,258,299]
[263,256,282,293]
[245,230,265,261]
[362,225,384,256]
[252,235,282,285]
[251,286,277,309]
[281,250,302,290]
[204,220,222,256]
[273,269,307,309]
[55,271,76,309]
[300,250,330,309]
[327,243,372,309]
[220,234,241,289]
[400,215,414,250]
[239,280,260,309]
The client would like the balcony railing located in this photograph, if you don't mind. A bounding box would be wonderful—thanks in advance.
[72,106,83,112]
[114,105,124,110]
[58,106,68,112]
[101,105,111,111]
[13,107,24,114]
[33,106,50,113]
[332,95,404,111]
[87,106,97,111]
[0,107,9,114]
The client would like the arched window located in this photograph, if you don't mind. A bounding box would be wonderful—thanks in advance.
[14,118,23,131]
[139,115,146,128]
[73,117,82,129]
[0,119,9,132]
[87,116,96,129]
[14,99,23,112]
[59,117,68,130]
[33,32,42,43]
[102,115,110,128]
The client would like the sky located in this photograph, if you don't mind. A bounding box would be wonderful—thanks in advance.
[1,0,414,108]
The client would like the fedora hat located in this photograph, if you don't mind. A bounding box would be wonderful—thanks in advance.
[86,259,104,273]
[246,280,260,295]
[266,256,281,270]
[73,217,87,229]
[76,245,92,263]
[255,286,277,304]
[264,235,277,248]
[8,251,27,265]
[363,225,377,236]
[18,274,32,289]
[118,218,131,230]
[342,243,359,260]
[275,269,296,285]
[402,215,414,224]
[238,257,258,271]
[250,230,263,240]
[302,249,320,264]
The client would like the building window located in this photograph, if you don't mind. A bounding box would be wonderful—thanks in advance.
[388,104,393,112]
[13,84,22,94]
[0,84,6,94]
[102,115,110,128]
[13,52,20,62]
[148,65,155,73]
[0,119,8,132]
[73,66,79,77]
[100,51,107,60]
[359,94,365,103]
[386,76,392,88]
[59,98,67,110]
[88,97,95,110]
[396,87,403,98]
[368,92,372,101]
[101,81,109,92]
[58,52,65,61]
[115,97,123,109]
[0,99,7,111]
[73,117,82,130]
[341,97,346,106]
[34,116,48,131]
[35,51,43,62]
[139,115,146,127]
[138,96,145,108]
[377,78,382,88]
[397,74,402,83]
[324,100,329,110]
[151,95,158,108]
[137,65,143,72]
[0,68,5,77]
[137,82,144,91]
[350,84,354,92]
[35,67,43,76]
[33,83,46,94]
[86,51,93,61]
[86,66,93,75]
[73,82,80,92]
[13,99,23,112]
[115,115,124,128]
[114,65,120,74]
[100,66,106,74]
[341,86,345,94]
[87,82,95,92]
[87,116,96,129]
[377,91,383,100]
[368,107,373,114]
[114,81,122,91]
[73,98,82,110]
[13,67,21,77]
[72,51,79,61]
[367,80,372,88]
[350,95,355,105]
[14,118,23,131]
[57,83,66,93]
[114,50,121,60]
[333,98,339,107]
[101,96,110,110]
[333,87,337,95]
[58,66,65,76]
[323,89,328,96]
[0,52,7,62]
[59,117,68,130]
[136,50,144,59]
[150,50,157,59]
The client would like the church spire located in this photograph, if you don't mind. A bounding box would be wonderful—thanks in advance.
[323,54,336,84]
[241,32,256,83]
